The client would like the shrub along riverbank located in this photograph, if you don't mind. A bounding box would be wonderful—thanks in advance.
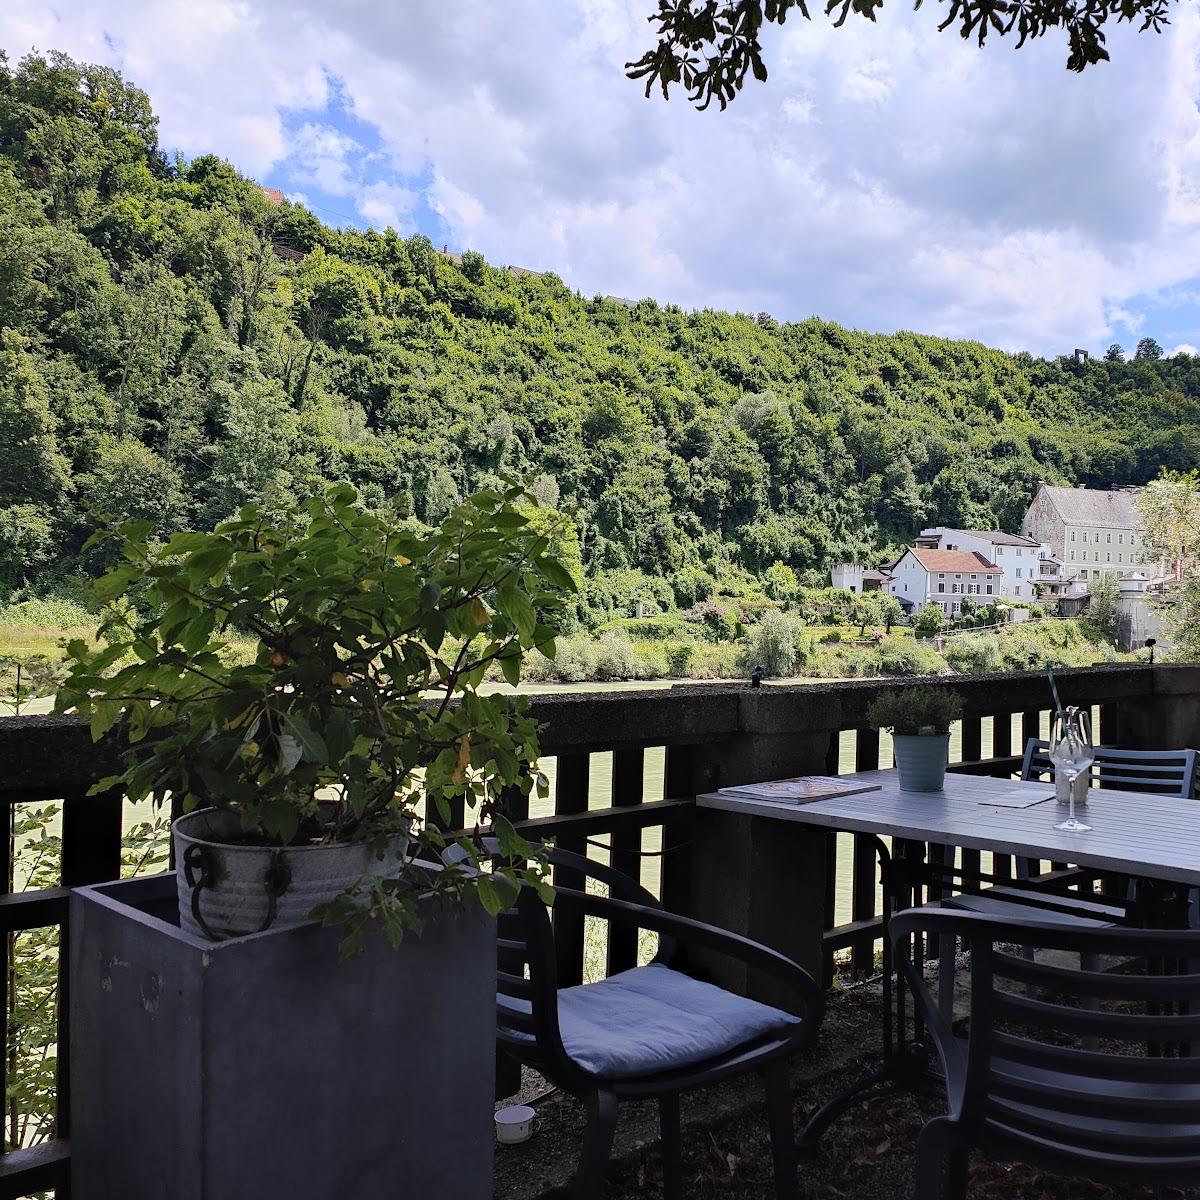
[0,596,1131,716]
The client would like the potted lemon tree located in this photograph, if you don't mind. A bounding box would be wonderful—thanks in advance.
[60,482,573,1200]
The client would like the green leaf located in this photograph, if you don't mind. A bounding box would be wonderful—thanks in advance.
[277,732,303,774]
[281,712,329,764]
[476,876,504,917]
[536,557,578,593]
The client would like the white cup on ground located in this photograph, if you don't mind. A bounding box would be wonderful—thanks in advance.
[495,1104,536,1145]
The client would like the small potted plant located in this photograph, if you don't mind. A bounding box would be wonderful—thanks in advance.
[867,684,963,792]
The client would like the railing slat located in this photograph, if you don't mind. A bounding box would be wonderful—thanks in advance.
[660,746,695,916]
[551,754,590,989]
[606,749,644,977]
[961,717,982,764]
[992,711,1012,761]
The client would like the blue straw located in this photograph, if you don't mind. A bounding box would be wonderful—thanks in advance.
[1046,664,1065,718]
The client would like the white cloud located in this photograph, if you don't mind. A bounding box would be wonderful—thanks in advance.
[289,122,361,196]
[2,0,1200,353]
[1173,343,1199,356]
[356,181,417,231]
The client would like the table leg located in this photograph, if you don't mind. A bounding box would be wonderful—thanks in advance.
[797,836,936,1156]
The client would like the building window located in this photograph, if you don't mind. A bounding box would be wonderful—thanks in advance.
[1015,548,1022,556]
[938,573,945,579]
[1081,569,1089,580]
[986,585,993,595]
[1071,530,1076,542]
[1119,534,1124,545]
[1016,568,1023,578]
[1119,553,1123,563]
[952,584,960,594]
[1107,533,1112,544]
[1106,553,1111,563]
[1015,585,1021,596]
[938,583,945,593]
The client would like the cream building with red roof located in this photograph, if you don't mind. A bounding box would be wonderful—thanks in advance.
[886,547,1004,617]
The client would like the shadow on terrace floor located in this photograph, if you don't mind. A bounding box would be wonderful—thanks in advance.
[494,983,1200,1200]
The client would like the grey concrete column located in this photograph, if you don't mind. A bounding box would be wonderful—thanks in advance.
[678,688,840,1012]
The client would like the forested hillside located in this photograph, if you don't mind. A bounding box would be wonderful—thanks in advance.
[4,51,1200,625]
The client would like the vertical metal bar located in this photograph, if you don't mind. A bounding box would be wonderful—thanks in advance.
[1022,709,1042,754]
[992,711,1012,763]
[851,728,880,976]
[552,754,589,989]
[824,732,841,775]
[1098,702,1118,746]
[660,746,695,916]
[58,786,123,1153]
[1,801,11,1161]
[606,749,644,977]
[961,717,982,765]
[823,833,838,988]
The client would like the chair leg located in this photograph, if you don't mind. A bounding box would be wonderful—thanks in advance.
[574,1088,619,1200]
[938,934,956,1026]
[762,1062,800,1200]
[659,1093,683,1200]
[914,1116,967,1200]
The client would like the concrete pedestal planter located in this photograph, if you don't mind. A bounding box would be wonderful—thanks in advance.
[70,872,495,1200]
[893,732,950,792]
[173,808,409,939]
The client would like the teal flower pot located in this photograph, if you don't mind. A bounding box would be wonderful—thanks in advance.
[894,733,949,792]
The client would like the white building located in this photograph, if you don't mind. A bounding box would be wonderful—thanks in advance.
[1020,483,1159,584]
[915,528,1051,603]
[887,548,1003,617]
[830,563,890,593]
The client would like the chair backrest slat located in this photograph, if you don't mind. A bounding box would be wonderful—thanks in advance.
[498,969,533,999]
[993,988,1200,1042]
[993,1030,1200,1084]
[994,949,1200,1002]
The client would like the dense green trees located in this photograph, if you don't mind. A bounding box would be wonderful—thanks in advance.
[3,51,1200,619]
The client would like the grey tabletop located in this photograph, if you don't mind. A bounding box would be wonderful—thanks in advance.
[697,770,1200,888]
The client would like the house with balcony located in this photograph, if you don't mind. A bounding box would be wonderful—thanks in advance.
[915,527,1052,602]
[886,547,1003,616]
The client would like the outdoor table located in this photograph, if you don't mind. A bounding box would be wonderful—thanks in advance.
[697,768,1200,1150]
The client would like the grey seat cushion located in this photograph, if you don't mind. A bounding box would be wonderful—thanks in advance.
[502,963,802,1080]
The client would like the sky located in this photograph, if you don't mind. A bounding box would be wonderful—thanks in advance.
[3,0,1200,357]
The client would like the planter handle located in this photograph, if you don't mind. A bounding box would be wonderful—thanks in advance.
[183,843,293,941]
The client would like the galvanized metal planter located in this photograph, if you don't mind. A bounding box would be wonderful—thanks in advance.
[173,807,409,939]
[893,732,950,792]
[70,872,495,1200]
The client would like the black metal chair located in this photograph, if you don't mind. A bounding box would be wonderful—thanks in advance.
[893,907,1200,1200]
[492,845,824,1200]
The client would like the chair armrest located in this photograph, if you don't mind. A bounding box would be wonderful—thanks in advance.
[554,885,824,1024]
